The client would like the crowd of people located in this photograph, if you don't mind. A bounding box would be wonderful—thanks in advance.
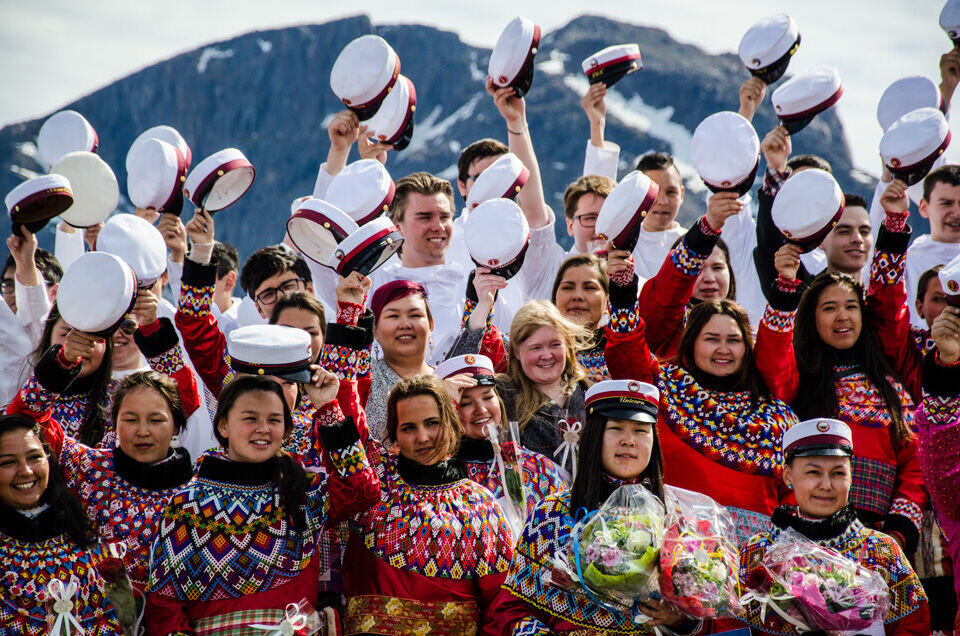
[3,10,960,636]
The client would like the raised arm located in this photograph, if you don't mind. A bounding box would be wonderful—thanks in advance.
[580,82,619,180]
[754,243,803,403]
[312,110,360,198]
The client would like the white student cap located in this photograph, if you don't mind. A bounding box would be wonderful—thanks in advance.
[228,324,314,383]
[5,174,73,234]
[771,66,843,134]
[581,44,642,88]
[465,153,529,210]
[286,198,360,266]
[37,110,99,167]
[96,213,168,286]
[880,107,952,187]
[595,170,660,252]
[488,16,541,98]
[58,251,138,337]
[183,148,255,212]
[330,34,401,121]
[465,198,530,280]
[126,138,188,213]
[738,14,800,84]
[329,216,403,277]
[771,168,844,253]
[585,379,660,423]
[50,151,119,228]
[877,77,945,132]
[325,159,396,226]
[691,111,760,196]
[362,75,417,152]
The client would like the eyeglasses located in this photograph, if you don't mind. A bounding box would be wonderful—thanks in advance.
[573,213,598,228]
[255,277,305,305]
[466,173,483,182]
[117,318,139,335]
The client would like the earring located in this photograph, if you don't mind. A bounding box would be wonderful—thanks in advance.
[786,483,793,490]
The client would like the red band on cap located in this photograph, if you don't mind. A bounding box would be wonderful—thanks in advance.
[11,187,72,216]
[292,208,353,242]
[160,149,188,212]
[586,389,659,409]
[357,179,397,225]
[613,181,659,249]
[778,85,843,121]
[344,56,402,113]
[888,130,952,173]
[784,433,852,455]
[501,167,530,201]
[383,78,417,146]
[584,53,641,78]
[190,158,253,206]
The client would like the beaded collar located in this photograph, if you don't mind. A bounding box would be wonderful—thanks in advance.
[112,446,192,491]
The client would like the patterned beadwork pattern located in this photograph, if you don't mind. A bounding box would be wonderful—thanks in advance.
[669,239,708,277]
[658,364,797,477]
[577,348,609,383]
[760,306,795,334]
[147,345,187,376]
[321,343,365,381]
[178,281,214,316]
[329,441,367,478]
[740,517,927,634]
[889,497,923,530]
[285,397,319,467]
[344,594,480,635]
[871,250,907,285]
[0,536,122,635]
[461,298,494,331]
[911,329,935,355]
[461,449,567,514]
[920,393,960,422]
[148,462,330,602]
[608,304,639,335]
[356,450,513,582]
[512,617,552,635]
[58,438,182,588]
[501,491,646,633]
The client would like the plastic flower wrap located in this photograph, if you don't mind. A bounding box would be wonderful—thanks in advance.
[485,421,528,540]
[567,484,665,611]
[743,527,890,632]
[659,487,741,619]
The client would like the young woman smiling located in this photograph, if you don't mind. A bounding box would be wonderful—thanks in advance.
[19,282,202,445]
[436,354,567,517]
[755,253,926,556]
[0,414,124,635]
[145,372,378,635]
[603,249,797,545]
[342,374,514,635]
[7,371,193,593]
[739,418,930,634]
[491,380,700,634]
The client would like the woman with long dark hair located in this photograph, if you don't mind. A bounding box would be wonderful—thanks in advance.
[145,372,378,634]
[8,371,193,594]
[0,413,124,635]
[491,380,699,634]
[342,374,514,635]
[755,252,926,555]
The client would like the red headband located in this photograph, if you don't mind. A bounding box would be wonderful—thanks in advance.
[371,279,428,322]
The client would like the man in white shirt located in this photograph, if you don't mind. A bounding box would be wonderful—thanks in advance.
[1,230,60,406]
[904,165,960,328]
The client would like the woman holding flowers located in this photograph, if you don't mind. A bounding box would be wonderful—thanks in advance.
[491,379,700,635]
[739,417,929,634]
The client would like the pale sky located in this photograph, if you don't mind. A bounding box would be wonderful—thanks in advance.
[0,0,953,175]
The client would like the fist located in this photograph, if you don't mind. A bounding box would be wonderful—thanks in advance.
[705,192,743,231]
[303,365,341,409]
[760,126,791,174]
[336,271,372,306]
[472,267,508,307]
[61,329,101,365]
[130,288,158,326]
[157,213,187,261]
[580,82,608,123]
[738,77,767,121]
[185,208,215,245]
[879,179,910,216]
[932,306,960,365]
[605,247,634,279]
[328,110,360,151]
[774,243,803,282]
[443,373,477,403]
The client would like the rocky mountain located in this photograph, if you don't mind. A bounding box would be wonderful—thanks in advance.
[0,14,876,262]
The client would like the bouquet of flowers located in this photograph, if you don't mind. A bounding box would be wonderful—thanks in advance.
[743,528,889,632]
[567,484,665,611]
[97,543,140,635]
[659,487,741,619]
[485,421,528,540]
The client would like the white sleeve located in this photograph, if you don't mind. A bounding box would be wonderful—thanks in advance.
[718,192,759,288]
[304,257,338,319]
[166,258,184,307]
[516,207,568,301]
[13,279,50,333]
[54,224,85,271]
[0,302,33,407]
[312,162,337,199]
[868,178,888,242]
[583,140,620,180]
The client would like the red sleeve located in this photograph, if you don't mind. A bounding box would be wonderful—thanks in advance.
[476,571,510,636]
[754,305,800,403]
[889,432,929,525]
[174,259,231,398]
[865,225,922,402]
[144,590,195,636]
[480,324,508,374]
[885,600,931,635]
[135,318,202,417]
[604,317,661,384]
[313,400,380,526]
[486,586,559,635]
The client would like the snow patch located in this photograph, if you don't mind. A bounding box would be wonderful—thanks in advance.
[468,51,487,82]
[9,165,40,180]
[405,93,484,156]
[538,50,569,76]
[17,141,40,162]
[197,47,234,73]
[448,140,462,154]
[437,164,459,181]
[257,39,273,54]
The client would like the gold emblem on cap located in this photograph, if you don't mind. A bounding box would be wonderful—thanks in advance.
[948,280,960,293]
[891,158,901,167]
[386,237,393,244]
[13,205,19,212]
[323,222,330,228]
[180,176,186,183]
[257,368,265,375]
[464,355,476,364]
[628,381,640,393]
[514,185,521,193]
[335,249,344,260]
[217,169,225,177]
[382,204,389,211]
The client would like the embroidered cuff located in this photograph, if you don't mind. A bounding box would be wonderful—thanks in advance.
[18,371,56,414]
[870,250,906,286]
[670,237,709,277]
[698,215,721,237]
[767,277,802,312]
[337,301,365,326]
[320,343,367,381]
[178,259,217,317]
[762,166,789,196]
[462,297,494,331]
[512,617,551,635]
[147,345,186,376]
[608,269,639,309]
[882,211,909,234]
[883,504,921,554]
[134,317,180,358]
[888,498,923,529]
[316,414,367,478]
[761,305,795,334]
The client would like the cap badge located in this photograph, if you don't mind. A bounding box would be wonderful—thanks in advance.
[627,381,640,393]
[722,180,731,187]
[343,98,352,105]
[257,368,265,375]
[589,59,598,68]
[816,420,830,432]
[498,75,508,83]
[752,58,761,67]
[464,355,476,364]
[890,158,901,167]
[948,280,960,293]
[335,249,344,260]
[488,258,500,266]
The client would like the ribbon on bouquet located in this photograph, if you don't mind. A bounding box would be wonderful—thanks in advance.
[250,603,310,636]
[739,590,811,632]
[553,419,582,480]
[47,579,85,636]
